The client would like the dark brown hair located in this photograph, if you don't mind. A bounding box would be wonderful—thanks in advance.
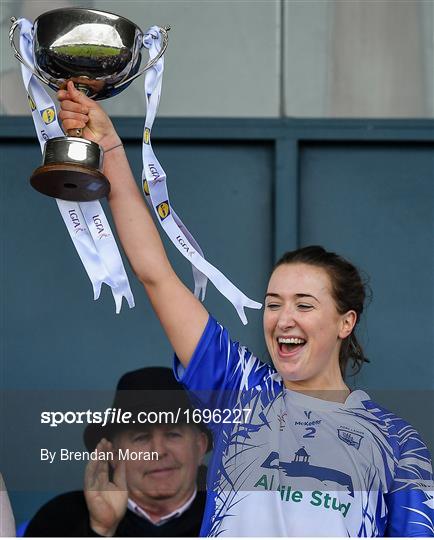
[274,246,370,377]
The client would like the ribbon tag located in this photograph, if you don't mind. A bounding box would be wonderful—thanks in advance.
[141,27,261,323]
[16,18,134,313]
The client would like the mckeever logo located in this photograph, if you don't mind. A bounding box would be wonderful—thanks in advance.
[295,411,321,427]
[157,201,170,220]
[40,107,56,125]
[143,128,151,144]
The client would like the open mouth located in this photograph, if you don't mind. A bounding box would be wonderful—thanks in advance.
[277,337,307,356]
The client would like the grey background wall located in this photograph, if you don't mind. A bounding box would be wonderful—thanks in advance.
[0,0,433,530]
[1,0,433,117]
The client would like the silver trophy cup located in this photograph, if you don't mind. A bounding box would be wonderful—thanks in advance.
[10,8,169,202]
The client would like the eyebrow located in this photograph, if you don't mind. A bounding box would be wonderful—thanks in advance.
[264,292,320,302]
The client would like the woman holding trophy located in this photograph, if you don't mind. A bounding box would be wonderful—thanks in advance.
[58,81,434,537]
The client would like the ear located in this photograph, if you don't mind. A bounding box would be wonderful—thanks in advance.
[338,310,357,339]
[196,431,209,463]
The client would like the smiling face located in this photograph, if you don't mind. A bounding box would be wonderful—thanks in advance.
[112,424,207,512]
[263,263,356,391]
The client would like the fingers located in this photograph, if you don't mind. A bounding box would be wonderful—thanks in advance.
[85,455,106,491]
[59,110,88,123]
[57,81,116,144]
[57,98,88,115]
[58,107,88,132]
[112,459,127,491]
[58,92,89,133]
[68,81,96,109]
[60,118,87,132]
[57,82,93,109]
[85,439,111,491]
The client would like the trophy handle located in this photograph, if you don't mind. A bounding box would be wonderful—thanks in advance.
[113,26,170,91]
[9,17,52,87]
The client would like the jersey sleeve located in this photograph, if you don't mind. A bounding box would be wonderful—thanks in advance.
[173,315,273,420]
[385,419,434,537]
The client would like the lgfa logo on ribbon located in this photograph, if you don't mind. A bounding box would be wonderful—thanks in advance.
[40,106,56,125]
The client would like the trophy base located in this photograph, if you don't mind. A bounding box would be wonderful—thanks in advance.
[30,163,110,202]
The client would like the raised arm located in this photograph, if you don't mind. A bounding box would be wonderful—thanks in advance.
[58,82,208,366]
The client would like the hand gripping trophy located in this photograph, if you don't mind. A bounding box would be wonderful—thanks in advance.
[10,8,169,202]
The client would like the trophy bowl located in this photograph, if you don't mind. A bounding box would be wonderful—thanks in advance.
[33,8,144,100]
[10,8,169,202]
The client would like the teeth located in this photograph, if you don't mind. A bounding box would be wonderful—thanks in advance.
[278,337,306,345]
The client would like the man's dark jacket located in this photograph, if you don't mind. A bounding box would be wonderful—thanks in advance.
[24,489,206,537]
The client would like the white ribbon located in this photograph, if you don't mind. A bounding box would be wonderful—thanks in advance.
[141,27,261,323]
[16,18,134,313]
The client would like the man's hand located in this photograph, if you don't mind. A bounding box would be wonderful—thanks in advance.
[84,438,128,537]
[57,81,121,151]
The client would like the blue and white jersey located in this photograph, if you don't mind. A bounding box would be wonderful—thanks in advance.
[174,316,434,537]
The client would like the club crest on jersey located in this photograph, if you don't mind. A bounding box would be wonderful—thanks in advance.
[143,128,151,144]
[40,107,56,125]
[143,179,150,196]
[156,201,170,220]
[337,429,363,449]
[27,94,36,111]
